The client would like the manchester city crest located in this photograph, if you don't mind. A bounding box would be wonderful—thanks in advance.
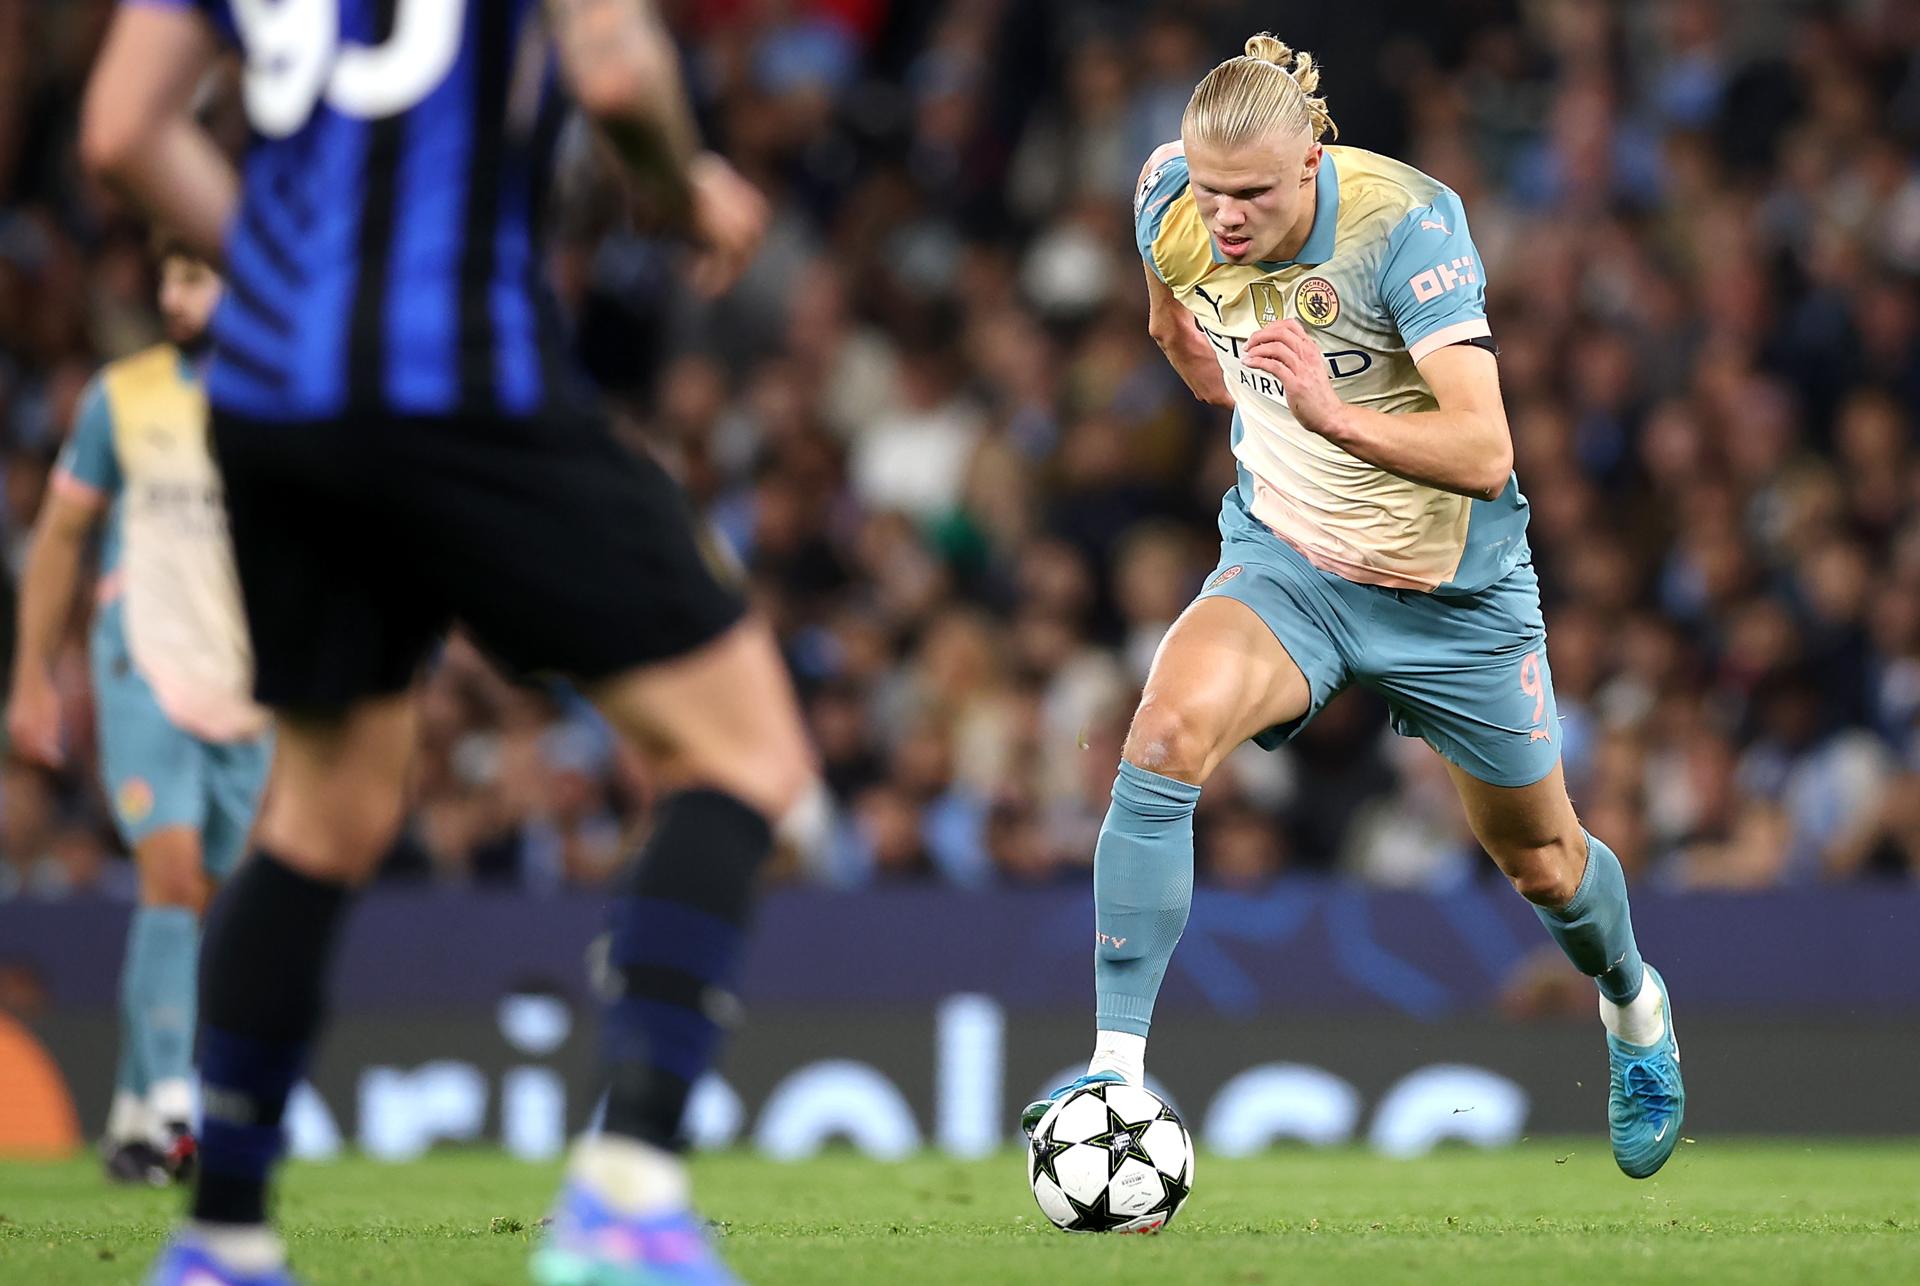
[1295,276,1340,326]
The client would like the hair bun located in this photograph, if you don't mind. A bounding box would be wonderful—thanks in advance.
[1185,32,1339,145]
[1243,33,1291,64]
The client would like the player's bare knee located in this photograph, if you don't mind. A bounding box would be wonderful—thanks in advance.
[263,776,406,882]
[685,742,816,823]
[1122,699,1214,784]
[139,863,209,912]
[1496,831,1587,908]
[134,831,208,910]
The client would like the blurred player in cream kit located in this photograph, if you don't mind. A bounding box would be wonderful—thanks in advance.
[1022,34,1686,1180]
[8,239,272,1187]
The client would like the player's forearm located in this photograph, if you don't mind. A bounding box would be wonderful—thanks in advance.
[594,118,697,229]
[88,119,238,264]
[1320,403,1514,501]
[80,4,231,260]
[1152,320,1232,408]
[10,524,87,690]
[549,0,699,230]
[1144,259,1231,408]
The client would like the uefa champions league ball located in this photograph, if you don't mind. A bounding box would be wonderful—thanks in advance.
[1027,1081,1195,1233]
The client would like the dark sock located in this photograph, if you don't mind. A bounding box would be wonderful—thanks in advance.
[599,789,772,1151]
[191,853,352,1225]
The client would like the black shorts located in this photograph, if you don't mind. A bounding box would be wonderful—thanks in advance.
[211,405,746,711]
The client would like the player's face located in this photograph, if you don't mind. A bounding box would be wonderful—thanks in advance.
[158,255,224,347]
[1185,131,1321,265]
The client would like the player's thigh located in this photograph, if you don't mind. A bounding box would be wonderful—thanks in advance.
[199,731,274,883]
[1368,564,1561,791]
[408,408,747,686]
[212,411,446,711]
[588,617,814,820]
[1125,594,1316,784]
[397,410,811,814]
[254,696,417,883]
[1126,545,1353,783]
[92,619,207,854]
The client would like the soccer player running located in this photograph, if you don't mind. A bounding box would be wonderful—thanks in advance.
[1022,35,1684,1179]
[81,2,815,1283]
[8,242,272,1188]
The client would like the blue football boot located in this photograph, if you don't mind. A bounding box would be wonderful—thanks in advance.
[1020,1069,1127,1136]
[531,1181,738,1286]
[147,1236,299,1286]
[1607,964,1685,1179]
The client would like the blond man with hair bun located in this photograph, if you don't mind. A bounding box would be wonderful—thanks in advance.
[1023,34,1685,1183]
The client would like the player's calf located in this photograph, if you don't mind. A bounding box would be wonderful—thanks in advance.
[126,828,210,1178]
[186,851,352,1266]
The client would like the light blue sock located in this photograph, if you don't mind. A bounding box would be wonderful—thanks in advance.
[123,906,202,1096]
[1533,831,1645,1005]
[114,1035,148,1099]
[1093,761,1202,1037]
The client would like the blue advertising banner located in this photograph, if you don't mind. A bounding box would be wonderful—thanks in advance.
[6,885,1917,1159]
[5,883,1918,1015]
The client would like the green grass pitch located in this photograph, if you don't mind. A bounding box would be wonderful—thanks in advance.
[2,1141,1916,1284]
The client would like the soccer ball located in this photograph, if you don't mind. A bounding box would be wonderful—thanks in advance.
[1027,1081,1195,1233]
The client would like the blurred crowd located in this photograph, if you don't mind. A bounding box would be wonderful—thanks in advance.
[3,0,1919,901]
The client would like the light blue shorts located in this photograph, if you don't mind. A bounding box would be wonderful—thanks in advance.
[1199,493,1560,788]
[90,602,272,876]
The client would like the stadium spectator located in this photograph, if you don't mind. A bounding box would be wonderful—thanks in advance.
[2,0,1917,893]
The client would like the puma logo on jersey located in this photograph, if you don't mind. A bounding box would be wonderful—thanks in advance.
[1419,218,1451,234]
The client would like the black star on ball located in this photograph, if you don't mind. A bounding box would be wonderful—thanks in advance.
[1064,1180,1142,1233]
[1088,1102,1159,1172]
[1142,1155,1192,1224]
[1030,1131,1075,1189]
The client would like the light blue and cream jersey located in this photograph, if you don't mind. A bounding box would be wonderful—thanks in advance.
[1136,144,1529,594]
[54,345,265,742]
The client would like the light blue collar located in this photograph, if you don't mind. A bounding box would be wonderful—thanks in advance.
[174,345,208,385]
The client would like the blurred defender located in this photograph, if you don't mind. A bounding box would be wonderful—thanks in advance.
[7,244,272,1188]
[82,2,814,1284]
[1022,35,1685,1179]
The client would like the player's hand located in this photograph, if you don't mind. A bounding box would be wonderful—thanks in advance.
[686,153,768,298]
[5,672,64,767]
[1243,319,1346,441]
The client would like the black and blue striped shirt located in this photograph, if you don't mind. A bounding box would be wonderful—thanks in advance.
[143,0,571,420]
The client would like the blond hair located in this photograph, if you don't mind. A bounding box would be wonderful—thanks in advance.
[1183,33,1338,149]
